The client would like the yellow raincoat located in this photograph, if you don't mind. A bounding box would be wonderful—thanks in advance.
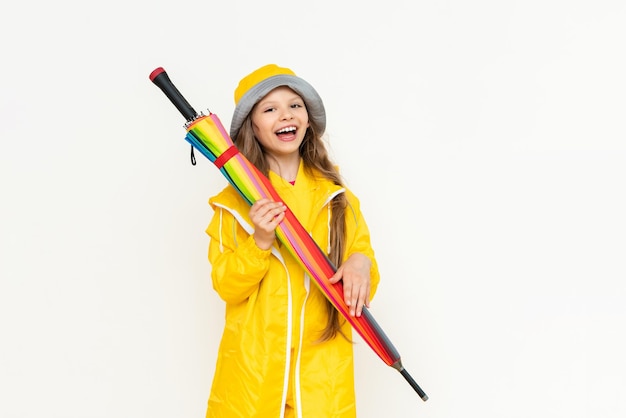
[205,162,380,418]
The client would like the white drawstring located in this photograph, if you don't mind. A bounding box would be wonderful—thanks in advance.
[326,203,331,254]
[218,208,224,253]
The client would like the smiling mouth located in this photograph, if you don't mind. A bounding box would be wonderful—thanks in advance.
[275,126,297,136]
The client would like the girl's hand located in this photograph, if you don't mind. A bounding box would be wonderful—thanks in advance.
[328,253,372,317]
[249,198,286,250]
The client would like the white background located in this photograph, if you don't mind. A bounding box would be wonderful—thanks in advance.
[1,1,625,417]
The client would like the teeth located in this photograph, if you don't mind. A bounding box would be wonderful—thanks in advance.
[276,126,296,134]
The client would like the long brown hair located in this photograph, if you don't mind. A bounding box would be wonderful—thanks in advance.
[234,106,348,341]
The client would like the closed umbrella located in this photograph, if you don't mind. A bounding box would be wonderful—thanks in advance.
[149,67,428,401]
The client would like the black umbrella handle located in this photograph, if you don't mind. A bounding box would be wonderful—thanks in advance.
[149,67,198,122]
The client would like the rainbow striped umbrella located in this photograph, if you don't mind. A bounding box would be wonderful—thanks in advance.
[149,67,428,401]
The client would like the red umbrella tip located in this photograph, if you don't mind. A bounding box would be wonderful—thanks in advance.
[149,67,165,81]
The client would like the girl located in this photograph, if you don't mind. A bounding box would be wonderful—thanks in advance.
[205,64,380,418]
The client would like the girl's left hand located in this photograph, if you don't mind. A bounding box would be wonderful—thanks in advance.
[328,253,372,317]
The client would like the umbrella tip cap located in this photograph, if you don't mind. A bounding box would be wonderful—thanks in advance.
[149,67,166,81]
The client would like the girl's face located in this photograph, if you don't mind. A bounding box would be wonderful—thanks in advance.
[251,86,310,160]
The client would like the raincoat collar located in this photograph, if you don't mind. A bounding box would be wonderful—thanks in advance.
[268,160,344,208]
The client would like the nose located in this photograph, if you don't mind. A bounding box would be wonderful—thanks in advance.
[280,107,294,120]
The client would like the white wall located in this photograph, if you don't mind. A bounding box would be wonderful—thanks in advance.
[1,1,625,417]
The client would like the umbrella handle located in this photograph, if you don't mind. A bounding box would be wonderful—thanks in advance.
[150,67,198,122]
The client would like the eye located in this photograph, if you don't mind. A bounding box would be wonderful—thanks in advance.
[263,107,276,113]
[290,102,304,109]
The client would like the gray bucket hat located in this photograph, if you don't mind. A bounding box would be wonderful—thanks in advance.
[230,64,326,140]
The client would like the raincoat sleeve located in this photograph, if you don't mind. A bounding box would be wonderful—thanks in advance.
[344,190,381,299]
[206,207,272,304]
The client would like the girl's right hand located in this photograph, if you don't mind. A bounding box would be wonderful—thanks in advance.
[249,198,286,250]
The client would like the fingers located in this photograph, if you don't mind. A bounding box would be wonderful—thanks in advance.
[250,199,286,250]
[328,269,341,284]
[330,264,371,317]
[251,199,284,216]
[250,199,286,230]
[341,280,370,317]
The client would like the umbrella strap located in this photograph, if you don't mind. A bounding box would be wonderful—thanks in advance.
[214,145,239,169]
